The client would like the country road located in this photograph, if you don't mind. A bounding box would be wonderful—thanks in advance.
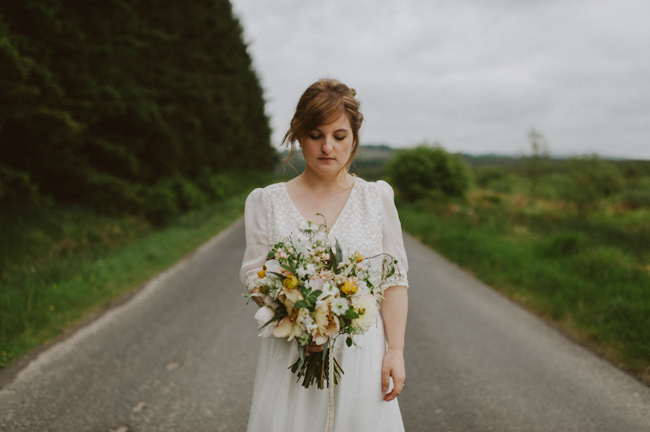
[1,219,649,432]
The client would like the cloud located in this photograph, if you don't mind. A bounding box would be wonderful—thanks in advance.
[232,0,650,159]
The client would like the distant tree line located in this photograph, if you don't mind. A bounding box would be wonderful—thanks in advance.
[0,0,275,222]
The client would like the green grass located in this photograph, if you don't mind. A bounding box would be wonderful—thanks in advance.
[398,194,650,381]
[0,195,248,367]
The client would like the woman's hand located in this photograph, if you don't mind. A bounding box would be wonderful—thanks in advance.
[250,288,264,307]
[381,347,406,402]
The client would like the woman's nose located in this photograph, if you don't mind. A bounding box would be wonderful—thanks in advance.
[321,136,334,153]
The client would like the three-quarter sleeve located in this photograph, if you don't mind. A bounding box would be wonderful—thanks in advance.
[239,188,269,291]
[377,180,409,289]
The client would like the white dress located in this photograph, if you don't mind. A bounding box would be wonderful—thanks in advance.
[239,178,409,432]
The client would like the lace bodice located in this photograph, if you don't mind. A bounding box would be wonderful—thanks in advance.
[239,178,409,291]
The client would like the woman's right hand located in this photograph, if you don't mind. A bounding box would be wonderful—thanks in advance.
[250,288,264,307]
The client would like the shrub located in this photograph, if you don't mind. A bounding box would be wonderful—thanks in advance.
[141,179,180,226]
[170,175,210,212]
[388,145,471,202]
[559,155,624,217]
[618,188,650,209]
[475,166,514,193]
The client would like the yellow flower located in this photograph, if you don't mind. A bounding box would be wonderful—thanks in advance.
[341,280,358,295]
[257,268,266,278]
[283,275,298,289]
[354,252,363,263]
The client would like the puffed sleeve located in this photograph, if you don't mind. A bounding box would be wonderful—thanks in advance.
[377,180,409,288]
[239,188,269,292]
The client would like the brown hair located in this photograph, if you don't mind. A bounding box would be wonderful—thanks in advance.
[282,78,363,173]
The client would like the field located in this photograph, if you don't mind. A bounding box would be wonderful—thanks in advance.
[393,152,650,384]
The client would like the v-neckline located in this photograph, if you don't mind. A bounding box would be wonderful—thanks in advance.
[282,179,358,233]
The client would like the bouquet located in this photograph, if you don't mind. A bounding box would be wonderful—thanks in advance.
[246,216,400,389]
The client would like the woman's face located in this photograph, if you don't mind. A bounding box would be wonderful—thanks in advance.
[300,113,354,179]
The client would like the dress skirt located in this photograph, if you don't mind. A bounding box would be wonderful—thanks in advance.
[246,316,405,432]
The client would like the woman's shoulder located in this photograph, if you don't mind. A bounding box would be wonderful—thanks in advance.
[354,177,395,198]
[246,182,284,199]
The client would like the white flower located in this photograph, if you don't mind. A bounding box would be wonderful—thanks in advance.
[291,231,310,255]
[313,231,327,243]
[265,259,281,275]
[331,297,349,316]
[254,306,277,338]
[356,279,369,293]
[317,281,337,301]
[307,278,322,291]
[296,266,308,278]
[351,292,379,332]
[305,263,316,274]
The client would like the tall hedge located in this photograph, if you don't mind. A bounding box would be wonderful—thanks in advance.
[0,0,274,216]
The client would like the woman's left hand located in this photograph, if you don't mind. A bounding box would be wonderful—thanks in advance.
[381,347,406,402]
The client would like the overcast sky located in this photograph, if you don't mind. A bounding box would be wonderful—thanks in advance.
[230,0,650,159]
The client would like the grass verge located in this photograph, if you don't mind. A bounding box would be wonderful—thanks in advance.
[0,194,247,367]
[398,197,650,384]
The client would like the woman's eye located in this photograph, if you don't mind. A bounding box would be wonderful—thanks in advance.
[334,135,346,141]
[309,134,321,140]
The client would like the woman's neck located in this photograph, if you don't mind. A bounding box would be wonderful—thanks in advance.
[294,167,355,192]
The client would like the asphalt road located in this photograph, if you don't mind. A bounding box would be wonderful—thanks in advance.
[1,219,649,432]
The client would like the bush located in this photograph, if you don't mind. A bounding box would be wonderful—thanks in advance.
[618,188,650,209]
[388,145,471,202]
[558,155,624,216]
[170,175,210,212]
[141,178,181,226]
[475,166,514,193]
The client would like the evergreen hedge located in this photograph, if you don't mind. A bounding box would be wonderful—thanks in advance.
[0,0,275,219]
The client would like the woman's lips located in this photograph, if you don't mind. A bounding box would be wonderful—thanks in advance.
[318,157,335,161]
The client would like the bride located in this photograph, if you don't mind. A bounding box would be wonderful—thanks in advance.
[240,78,409,431]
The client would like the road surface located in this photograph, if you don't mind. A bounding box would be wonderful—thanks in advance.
[1,219,649,431]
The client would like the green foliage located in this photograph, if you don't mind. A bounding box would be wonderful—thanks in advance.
[399,199,650,373]
[618,187,650,209]
[0,193,250,367]
[475,165,514,193]
[537,232,588,257]
[387,145,471,202]
[558,155,624,216]
[0,0,275,219]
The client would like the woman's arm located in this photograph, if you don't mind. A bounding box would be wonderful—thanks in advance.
[381,285,408,401]
[240,188,269,304]
[377,180,410,401]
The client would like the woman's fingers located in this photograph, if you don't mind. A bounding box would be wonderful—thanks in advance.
[381,364,391,393]
[383,376,405,402]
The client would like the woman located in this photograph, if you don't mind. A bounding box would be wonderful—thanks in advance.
[240,78,409,432]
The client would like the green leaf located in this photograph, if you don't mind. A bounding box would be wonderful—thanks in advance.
[346,337,353,347]
[345,309,360,320]
[259,309,287,329]
[334,238,343,275]
[268,271,287,281]
[281,263,295,273]
[294,300,308,309]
